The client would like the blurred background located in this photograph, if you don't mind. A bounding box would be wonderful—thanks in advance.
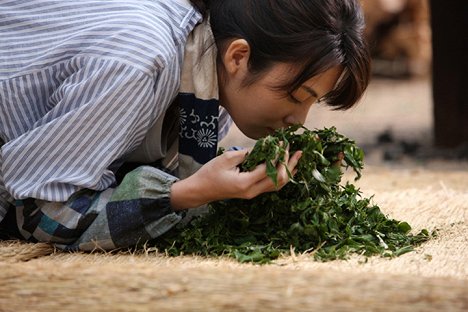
[221,0,468,167]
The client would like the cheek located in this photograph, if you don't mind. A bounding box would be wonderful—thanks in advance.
[236,87,289,121]
[257,99,283,117]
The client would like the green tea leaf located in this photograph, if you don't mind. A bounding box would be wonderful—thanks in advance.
[154,126,432,263]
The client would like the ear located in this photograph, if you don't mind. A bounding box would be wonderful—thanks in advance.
[221,39,250,77]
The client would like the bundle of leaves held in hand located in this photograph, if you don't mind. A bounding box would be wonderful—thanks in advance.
[155,126,431,263]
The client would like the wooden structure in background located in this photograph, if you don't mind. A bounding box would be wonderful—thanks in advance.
[430,1,468,148]
[362,0,431,77]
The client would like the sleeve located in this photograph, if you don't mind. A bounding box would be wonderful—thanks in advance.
[1,58,172,202]
[15,166,185,251]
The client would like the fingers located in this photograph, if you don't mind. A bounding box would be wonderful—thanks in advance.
[197,146,302,201]
[332,151,345,168]
[227,143,303,199]
[270,141,285,166]
[242,162,268,183]
[273,149,302,189]
[222,149,250,167]
[275,147,290,186]
[241,146,295,183]
[242,149,303,197]
[288,150,303,172]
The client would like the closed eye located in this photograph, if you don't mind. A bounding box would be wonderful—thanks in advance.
[288,95,302,104]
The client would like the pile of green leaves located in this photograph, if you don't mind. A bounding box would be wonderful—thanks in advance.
[155,126,431,263]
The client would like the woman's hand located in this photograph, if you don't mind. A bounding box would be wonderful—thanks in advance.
[170,148,302,210]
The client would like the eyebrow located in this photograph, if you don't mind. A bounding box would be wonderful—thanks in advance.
[301,86,318,98]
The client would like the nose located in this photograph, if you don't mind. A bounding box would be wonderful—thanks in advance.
[284,104,311,126]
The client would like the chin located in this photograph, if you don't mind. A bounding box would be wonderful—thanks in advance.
[242,127,274,140]
[244,131,262,140]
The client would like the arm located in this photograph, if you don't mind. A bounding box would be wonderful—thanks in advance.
[15,148,302,250]
[16,166,183,250]
[1,59,164,201]
[1,59,187,249]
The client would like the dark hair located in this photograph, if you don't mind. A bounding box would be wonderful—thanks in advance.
[190,0,371,110]
[189,0,209,17]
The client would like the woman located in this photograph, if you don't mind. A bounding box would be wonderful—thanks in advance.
[0,0,370,250]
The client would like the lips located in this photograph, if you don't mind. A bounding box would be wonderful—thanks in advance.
[266,127,275,134]
[267,125,289,133]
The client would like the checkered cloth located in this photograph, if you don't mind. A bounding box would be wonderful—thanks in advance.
[3,166,184,251]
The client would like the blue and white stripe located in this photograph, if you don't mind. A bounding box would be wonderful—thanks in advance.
[0,0,228,221]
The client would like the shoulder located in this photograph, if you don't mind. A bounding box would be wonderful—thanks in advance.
[115,1,202,44]
[97,1,203,70]
[0,1,201,79]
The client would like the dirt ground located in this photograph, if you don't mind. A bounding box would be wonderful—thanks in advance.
[1,78,467,311]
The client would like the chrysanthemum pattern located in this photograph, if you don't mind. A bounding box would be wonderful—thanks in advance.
[180,108,219,149]
[178,94,219,165]
[179,108,187,125]
[196,128,217,148]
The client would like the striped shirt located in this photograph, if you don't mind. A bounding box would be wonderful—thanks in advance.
[0,0,229,222]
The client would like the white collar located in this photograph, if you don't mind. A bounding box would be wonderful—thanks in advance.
[179,19,219,101]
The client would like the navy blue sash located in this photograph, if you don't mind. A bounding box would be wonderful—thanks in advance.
[178,93,219,165]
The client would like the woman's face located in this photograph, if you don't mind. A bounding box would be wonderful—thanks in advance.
[218,40,343,139]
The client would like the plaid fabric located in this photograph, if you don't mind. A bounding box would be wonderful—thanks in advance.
[6,166,184,251]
